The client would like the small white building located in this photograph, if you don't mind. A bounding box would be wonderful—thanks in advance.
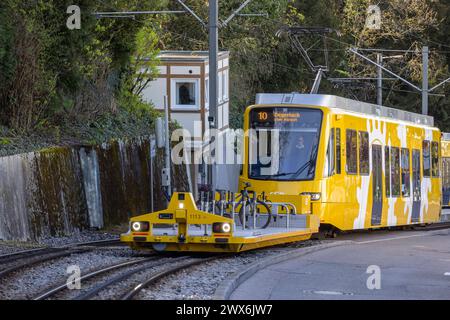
[141,51,231,195]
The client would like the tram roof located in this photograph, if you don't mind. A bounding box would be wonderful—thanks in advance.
[255,93,434,127]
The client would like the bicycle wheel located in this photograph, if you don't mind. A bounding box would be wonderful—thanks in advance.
[215,201,230,216]
[196,200,215,213]
[238,200,272,229]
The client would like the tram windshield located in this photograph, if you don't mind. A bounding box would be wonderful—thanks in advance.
[248,107,323,181]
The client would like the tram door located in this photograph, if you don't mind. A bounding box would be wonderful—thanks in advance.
[371,145,383,225]
[444,158,450,206]
[412,149,421,222]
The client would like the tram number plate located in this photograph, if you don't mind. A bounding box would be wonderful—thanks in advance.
[189,213,203,220]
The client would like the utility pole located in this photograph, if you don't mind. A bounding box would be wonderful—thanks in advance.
[204,0,256,190]
[208,0,219,190]
[208,0,219,129]
[97,1,263,195]
[350,47,450,116]
[422,46,429,115]
[164,96,172,198]
[377,53,382,106]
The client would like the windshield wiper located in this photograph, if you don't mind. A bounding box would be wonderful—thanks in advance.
[263,172,295,179]
[262,160,313,180]
[261,139,319,180]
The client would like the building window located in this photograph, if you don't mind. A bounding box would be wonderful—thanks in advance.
[359,131,370,175]
[218,73,223,103]
[222,70,228,101]
[401,148,410,197]
[423,140,431,177]
[346,129,358,174]
[205,78,209,107]
[172,79,199,109]
[385,146,391,197]
[391,147,401,197]
[431,141,440,177]
[336,128,341,174]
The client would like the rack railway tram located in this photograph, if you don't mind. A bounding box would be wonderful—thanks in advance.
[121,94,443,253]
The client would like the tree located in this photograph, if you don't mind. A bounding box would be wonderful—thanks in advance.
[0,0,165,132]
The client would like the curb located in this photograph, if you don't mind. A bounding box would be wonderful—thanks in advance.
[212,240,353,300]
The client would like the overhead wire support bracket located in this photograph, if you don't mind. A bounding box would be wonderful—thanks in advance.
[349,47,422,92]
[95,15,136,19]
[221,0,253,27]
[277,26,340,93]
[235,13,268,17]
[94,10,186,18]
[429,77,450,92]
[176,0,207,27]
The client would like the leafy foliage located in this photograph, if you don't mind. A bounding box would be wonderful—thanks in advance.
[152,0,449,130]
[0,0,163,137]
[0,0,449,144]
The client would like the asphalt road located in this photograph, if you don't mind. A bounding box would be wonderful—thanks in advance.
[230,227,450,300]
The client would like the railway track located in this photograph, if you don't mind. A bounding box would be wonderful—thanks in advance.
[0,247,62,265]
[0,239,121,263]
[34,255,196,300]
[72,256,184,300]
[33,256,158,300]
[415,221,450,231]
[32,254,221,300]
[0,239,122,279]
[121,255,221,300]
[3,221,449,300]
[71,256,191,300]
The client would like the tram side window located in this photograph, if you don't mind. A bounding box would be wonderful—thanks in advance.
[346,129,358,174]
[385,146,391,197]
[391,147,401,197]
[359,131,370,175]
[325,128,335,177]
[444,158,450,195]
[401,148,410,197]
[423,140,431,177]
[431,141,440,177]
[336,128,341,174]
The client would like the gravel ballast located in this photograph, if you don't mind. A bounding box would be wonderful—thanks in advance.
[0,236,327,300]
[137,240,323,300]
[0,242,45,255]
[0,247,134,300]
[0,230,119,255]
[39,230,119,247]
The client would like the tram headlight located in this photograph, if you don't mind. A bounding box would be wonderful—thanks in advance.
[213,222,231,233]
[131,221,150,232]
[301,192,321,201]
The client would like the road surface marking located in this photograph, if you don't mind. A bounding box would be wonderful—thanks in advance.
[355,230,445,244]
[314,290,343,295]
[302,289,354,296]
[444,272,450,276]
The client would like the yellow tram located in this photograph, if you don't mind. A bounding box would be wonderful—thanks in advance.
[240,94,442,232]
[442,133,450,207]
[121,94,442,252]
